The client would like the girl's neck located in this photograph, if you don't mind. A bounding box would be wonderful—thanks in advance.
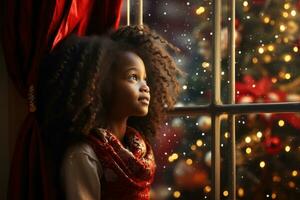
[106,117,128,142]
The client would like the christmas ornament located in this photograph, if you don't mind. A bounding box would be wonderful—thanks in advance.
[204,151,211,167]
[263,135,282,155]
[197,116,211,131]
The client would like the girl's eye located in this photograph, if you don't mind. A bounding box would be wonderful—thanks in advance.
[129,74,138,81]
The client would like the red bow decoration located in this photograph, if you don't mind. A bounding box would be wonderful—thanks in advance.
[236,75,300,130]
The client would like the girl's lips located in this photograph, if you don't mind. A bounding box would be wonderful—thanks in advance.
[138,98,150,105]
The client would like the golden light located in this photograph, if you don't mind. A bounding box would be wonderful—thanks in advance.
[293,46,299,52]
[278,120,285,127]
[288,181,295,188]
[284,3,291,10]
[263,55,272,63]
[173,191,181,198]
[271,193,277,199]
[190,144,197,151]
[256,131,263,138]
[252,57,258,64]
[196,139,203,147]
[204,186,211,193]
[292,170,298,177]
[246,147,252,154]
[291,10,297,17]
[224,132,229,139]
[182,85,188,90]
[245,136,251,143]
[263,16,270,23]
[259,161,266,168]
[172,153,179,160]
[168,156,174,162]
[285,73,291,80]
[186,158,193,165]
[243,1,248,7]
[202,62,210,68]
[196,6,205,15]
[238,188,244,197]
[285,145,291,152]
[223,190,229,197]
[282,12,289,18]
[268,45,275,51]
[280,24,286,32]
[258,47,264,54]
[283,37,289,43]
[283,54,292,62]
[271,77,277,83]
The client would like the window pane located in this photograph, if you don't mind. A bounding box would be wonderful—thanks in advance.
[152,115,212,199]
[232,0,300,104]
[234,112,300,199]
[120,0,214,105]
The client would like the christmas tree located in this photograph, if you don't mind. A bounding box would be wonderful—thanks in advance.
[143,0,300,199]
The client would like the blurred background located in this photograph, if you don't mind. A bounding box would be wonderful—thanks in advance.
[120,0,300,199]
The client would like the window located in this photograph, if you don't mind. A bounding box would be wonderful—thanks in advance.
[121,1,300,199]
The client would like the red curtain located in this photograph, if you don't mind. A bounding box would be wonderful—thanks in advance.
[2,0,123,199]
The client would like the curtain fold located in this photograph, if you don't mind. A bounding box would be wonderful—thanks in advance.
[2,0,123,199]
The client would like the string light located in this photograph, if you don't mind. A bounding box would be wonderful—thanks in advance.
[223,190,229,197]
[293,46,298,52]
[258,47,264,54]
[196,6,205,15]
[279,24,286,32]
[271,78,277,83]
[278,120,285,127]
[224,132,229,139]
[292,170,298,177]
[263,16,270,23]
[259,161,266,168]
[291,10,297,16]
[283,54,292,62]
[238,188,245,197]
[285,145,291,152]
[202,62,210,68]
[245,136,251,143]
[196,139,203,147]
[204,186,211,193]
[256,131,263,138]
[267,44,275,51]
[282,11,289,18]
[186,158,193,165]
[190,144,197,151]
[243,1,248,7]
[284,3,291,9]
[288,181,296,188]
[285,73,291,80]
[252,57,258,64]
[271,193,277,199]
[173,191,181,198]
[182,85,188,90]
[245,147,252,154]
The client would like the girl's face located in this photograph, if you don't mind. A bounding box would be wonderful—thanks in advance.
[109,51,150,118]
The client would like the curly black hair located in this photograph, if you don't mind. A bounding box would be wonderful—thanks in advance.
[37,25,184,163]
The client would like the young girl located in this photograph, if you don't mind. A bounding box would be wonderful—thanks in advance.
[37,25,183,200]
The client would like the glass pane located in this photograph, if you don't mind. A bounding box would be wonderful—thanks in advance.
[120,0,214,105]
[232,0,300,104]
[234,112,300,199]
[152,115,212,199]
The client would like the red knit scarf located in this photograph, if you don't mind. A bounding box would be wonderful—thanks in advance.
[87,126,156,200]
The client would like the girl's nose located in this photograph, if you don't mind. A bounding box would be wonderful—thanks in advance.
[140,83,150,93]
